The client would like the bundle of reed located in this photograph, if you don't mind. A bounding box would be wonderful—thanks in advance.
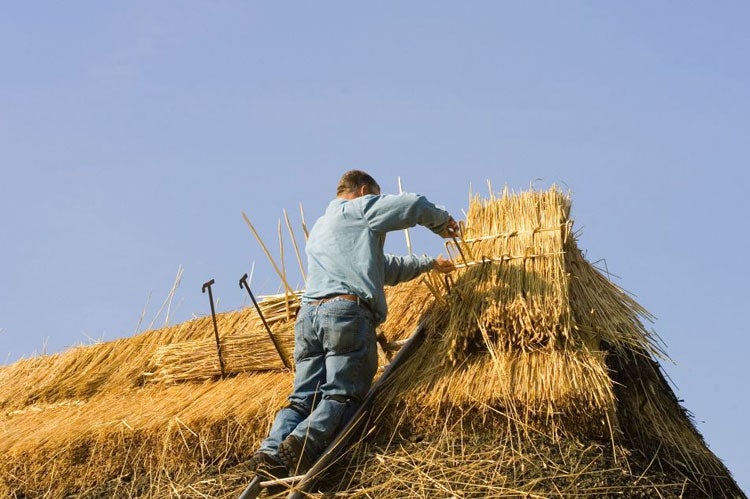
[145,320,295,383]
[379,274,437,341]
[376,187,620,427]
[144,280,430,385]
[141,292,303,383]
[375,315,616,435]
[400,348,613,420]
[143,277,434,385]
[250,291,302,325]
[444,187,574,358]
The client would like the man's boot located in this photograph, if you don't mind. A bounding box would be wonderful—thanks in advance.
[245,451,287,479]
[278,435,314,476]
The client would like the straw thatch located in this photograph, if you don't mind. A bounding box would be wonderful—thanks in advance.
[0,186,744,498]
[144,293,299,383]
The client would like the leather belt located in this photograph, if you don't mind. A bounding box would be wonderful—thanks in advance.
[309,294,373,314]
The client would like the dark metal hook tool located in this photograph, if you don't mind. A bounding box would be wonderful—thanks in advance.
[239,273,291,369]
[202,279,226,378]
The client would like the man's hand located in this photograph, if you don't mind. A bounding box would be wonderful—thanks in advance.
[432,256,455,274]
[438,217,460,239]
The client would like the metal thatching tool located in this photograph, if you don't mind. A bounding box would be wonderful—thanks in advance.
[201,279,226,378]
[239,272,290,370]
[451,222,474,267]
[377,331,408,362]
[376,331,390,360]
[443,217,470,268]
[450,236,468,267]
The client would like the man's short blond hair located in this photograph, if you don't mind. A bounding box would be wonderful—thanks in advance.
[336,170,381,196]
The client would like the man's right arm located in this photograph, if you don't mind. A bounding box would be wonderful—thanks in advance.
[359,192,453,235]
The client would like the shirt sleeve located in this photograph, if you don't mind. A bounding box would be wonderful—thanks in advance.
[358,193,451,235]
[383,254,434,286]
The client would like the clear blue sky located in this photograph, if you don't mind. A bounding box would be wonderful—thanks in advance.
[1,2,747,491]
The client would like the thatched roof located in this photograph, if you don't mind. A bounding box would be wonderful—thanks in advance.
[0,187,744,498]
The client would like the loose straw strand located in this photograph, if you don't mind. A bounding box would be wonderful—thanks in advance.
[283,208,306,282]
[241,212,295,296]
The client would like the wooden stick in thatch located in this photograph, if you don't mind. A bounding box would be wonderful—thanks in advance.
[242,212,295,296]
[397,176,413,255]
[420,275,446,305]
[147,265,184,331]
[278,219,291,320]
[283,208,306,282]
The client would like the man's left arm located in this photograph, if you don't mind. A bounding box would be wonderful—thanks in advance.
[384,254,455,286]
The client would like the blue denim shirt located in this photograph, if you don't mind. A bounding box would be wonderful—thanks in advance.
[303,192,451,324]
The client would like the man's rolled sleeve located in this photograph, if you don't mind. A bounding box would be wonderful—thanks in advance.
[383,254,434,286]
[361,193,450,234]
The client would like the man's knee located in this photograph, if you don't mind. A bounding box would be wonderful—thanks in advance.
[327,394,356,404]
[324,394,361,431]
[326,394,361,416]
[286,401,310,418]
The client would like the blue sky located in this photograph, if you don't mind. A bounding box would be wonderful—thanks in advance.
[1,2,747,491]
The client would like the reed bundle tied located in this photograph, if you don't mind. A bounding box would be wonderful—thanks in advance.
[377,187,624,425]
[448,187,574,355]
[144,324,294,383]
[144,293,300,383]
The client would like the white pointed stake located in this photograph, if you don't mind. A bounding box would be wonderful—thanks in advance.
[397,176,413,255]
[284,208,306,282]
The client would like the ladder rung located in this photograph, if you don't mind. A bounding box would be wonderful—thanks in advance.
[260,474,305,487]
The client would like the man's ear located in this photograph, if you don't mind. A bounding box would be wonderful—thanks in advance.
[359,185,369,197]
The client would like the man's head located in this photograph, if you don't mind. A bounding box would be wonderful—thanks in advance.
[336,170,381,199]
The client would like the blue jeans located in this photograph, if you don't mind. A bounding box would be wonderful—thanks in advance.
[258,297,378,461]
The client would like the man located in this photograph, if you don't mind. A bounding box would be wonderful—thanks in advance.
[248,170,458,479]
